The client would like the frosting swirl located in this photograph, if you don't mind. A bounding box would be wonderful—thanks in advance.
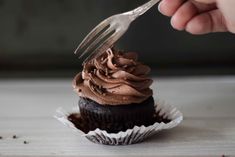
[73,48,153,105]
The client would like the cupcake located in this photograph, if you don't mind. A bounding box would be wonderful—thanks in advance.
[72,48,163,133]
[55,47,183,145]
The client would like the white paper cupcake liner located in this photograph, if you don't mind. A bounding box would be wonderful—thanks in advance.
[54,100,183,145]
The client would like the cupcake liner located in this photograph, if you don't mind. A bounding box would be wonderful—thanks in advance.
[54,100,183,145]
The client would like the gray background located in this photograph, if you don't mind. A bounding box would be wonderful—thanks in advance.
[0,0,235,77]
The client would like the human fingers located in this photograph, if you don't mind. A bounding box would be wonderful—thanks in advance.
[194,0,216,4]
[158,0,185,17]
[170,1,198,30]
[185,9,227,34]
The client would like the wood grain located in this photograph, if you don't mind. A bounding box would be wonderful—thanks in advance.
[0,76,235,156]
[1,76,235,118]
[0,118,234,157]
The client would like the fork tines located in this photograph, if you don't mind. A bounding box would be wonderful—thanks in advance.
[74,19,116,64]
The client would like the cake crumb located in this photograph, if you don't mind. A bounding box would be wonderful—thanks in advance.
[12,135,17,139]
[23,141,29,144]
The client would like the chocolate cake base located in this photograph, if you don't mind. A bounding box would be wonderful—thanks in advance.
[73,97,170,133]
[68,112,171,134]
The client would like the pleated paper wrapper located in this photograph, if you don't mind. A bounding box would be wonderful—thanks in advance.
[54,100,183,145]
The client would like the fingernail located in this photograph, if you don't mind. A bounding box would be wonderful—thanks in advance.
[170,17,184,31]
[170,16,175,28]
[158,2,162,13]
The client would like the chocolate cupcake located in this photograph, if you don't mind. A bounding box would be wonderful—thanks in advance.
[73,48,155,133]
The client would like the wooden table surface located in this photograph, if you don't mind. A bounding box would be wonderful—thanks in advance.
[0,76,235,157]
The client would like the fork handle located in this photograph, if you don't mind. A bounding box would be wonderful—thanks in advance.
[127,0,161,21]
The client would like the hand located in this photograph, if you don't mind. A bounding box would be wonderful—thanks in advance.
[158,0,235,34]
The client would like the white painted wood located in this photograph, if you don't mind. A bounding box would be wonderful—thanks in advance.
[0,76,235,118]
[0,76,235,156]
[0,118,234,157]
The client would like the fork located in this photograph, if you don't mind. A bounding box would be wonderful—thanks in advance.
[74,0,160,64]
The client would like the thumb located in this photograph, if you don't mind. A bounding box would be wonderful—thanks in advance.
[217,0,235,33]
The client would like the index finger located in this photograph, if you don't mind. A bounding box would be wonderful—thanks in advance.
[158,0,185,16]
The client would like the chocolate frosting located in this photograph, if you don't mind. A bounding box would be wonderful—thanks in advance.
[73,48,153,105]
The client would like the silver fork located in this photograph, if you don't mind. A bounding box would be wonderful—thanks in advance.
[74,0,160,64]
